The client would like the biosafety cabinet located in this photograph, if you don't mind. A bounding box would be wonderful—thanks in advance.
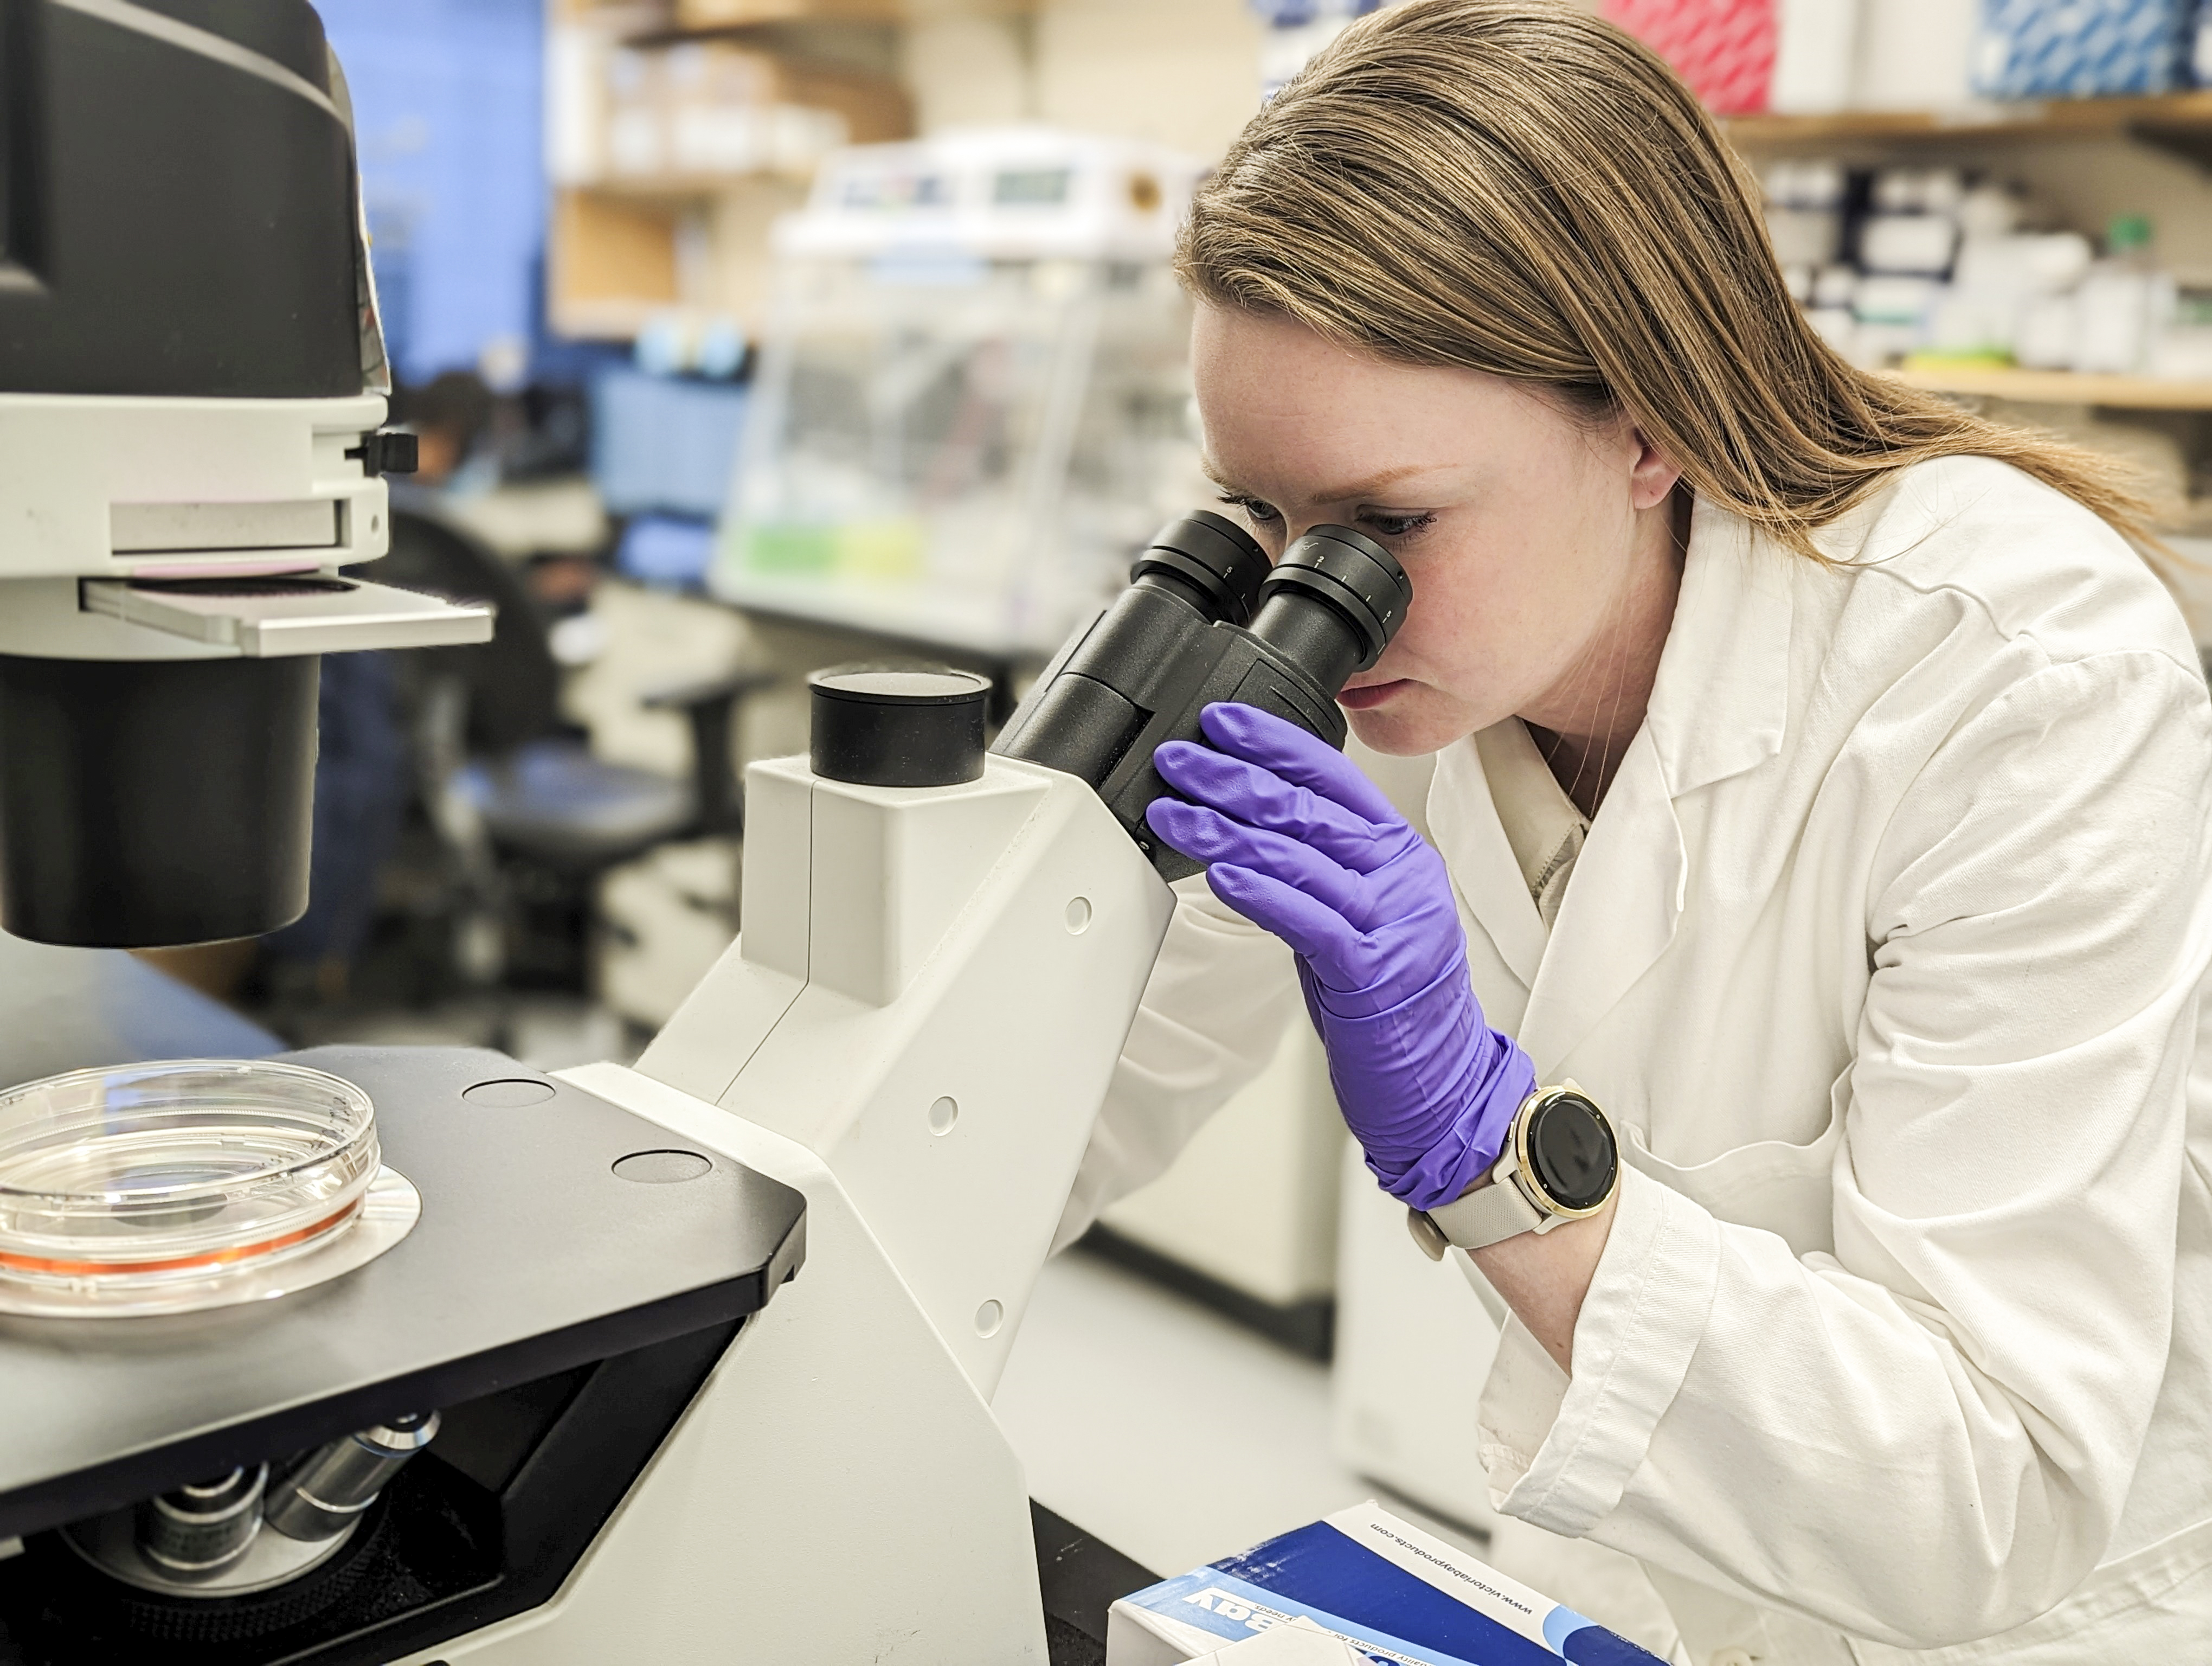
[712,127,1212,659]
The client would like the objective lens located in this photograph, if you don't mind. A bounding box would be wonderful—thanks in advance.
[265,1410,442,1543]
[134,1465,267,1579]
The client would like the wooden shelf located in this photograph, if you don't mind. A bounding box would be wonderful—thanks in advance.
[1889,364,2212,409]
[1725,91,2212,170]
[575,167,813,200]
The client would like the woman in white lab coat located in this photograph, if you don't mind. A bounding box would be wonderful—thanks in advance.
[1053,5,2212,1662]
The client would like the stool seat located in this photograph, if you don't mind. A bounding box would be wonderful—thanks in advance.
[456,740,692,870]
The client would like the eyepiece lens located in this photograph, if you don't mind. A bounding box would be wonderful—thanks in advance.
[1132,511,1271,625]
[1249,524,1413,680]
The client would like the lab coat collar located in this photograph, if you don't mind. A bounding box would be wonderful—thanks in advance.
[1517,726,1684,1074]
[1432,738,1549,990]
[1641,495,1796,799]
[1438,496,1797,1071]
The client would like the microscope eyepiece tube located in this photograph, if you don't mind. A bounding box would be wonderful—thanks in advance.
[1129,511,1271,625]
[264,1411,441,1543]
[993,508,1412,880]
[134,1464,268,1579]
[1246,524,1412,690]
[992,515,1266,787]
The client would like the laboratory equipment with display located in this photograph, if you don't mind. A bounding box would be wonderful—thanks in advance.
[712,126,1211,659]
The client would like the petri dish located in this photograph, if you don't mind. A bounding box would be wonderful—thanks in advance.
[0,1059,380,1313]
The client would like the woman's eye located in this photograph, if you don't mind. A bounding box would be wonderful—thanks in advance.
[1217,492,1282,527]
[1360,511,1436,539]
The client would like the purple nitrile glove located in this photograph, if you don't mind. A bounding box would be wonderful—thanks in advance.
[1145,702,1535,1213]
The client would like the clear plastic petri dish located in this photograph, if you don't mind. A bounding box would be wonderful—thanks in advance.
[0,1059,380,1309]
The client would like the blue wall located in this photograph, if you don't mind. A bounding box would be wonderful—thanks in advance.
[320,0,545,385]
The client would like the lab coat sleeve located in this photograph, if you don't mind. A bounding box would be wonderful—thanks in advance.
[1051,874,1302,1253]
[1476,650,2212,1648]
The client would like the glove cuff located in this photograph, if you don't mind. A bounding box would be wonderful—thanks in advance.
[1370,1031,1537,1213]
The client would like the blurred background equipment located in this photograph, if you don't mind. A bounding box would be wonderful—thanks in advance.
[1612,0,2212,650]
[1090,1023,1347,1359]
[712,126,1211,658]
[323,0,547,391]
[1252,0,1386,101]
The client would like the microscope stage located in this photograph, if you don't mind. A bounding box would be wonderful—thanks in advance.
[0,1046,805,1542]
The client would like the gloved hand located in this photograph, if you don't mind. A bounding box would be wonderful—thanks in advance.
[1146,703,1535,1213]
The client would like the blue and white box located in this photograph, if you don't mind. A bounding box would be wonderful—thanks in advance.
[1107,1502,1664,1666]
[1972,0,2196,98]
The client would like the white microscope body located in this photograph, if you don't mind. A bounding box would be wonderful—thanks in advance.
[404,504,1413,1662]
[418,748,1175,1663]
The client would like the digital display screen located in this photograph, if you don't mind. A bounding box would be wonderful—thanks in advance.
[841,171,950,212]
[993,168,1071,207]
[1528,1093,1615,1211]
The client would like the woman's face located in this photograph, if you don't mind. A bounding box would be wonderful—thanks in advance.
[1191,304,1684,757]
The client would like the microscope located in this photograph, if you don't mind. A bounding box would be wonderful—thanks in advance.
[0,5,1412,1661]
[0,0,490,949]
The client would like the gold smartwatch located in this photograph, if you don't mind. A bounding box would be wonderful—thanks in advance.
[1407,1081,1620,1260]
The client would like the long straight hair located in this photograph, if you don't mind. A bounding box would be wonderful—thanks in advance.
[1177,0,2159,557]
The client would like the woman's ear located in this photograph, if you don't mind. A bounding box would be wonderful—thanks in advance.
[1627,425,1684,512]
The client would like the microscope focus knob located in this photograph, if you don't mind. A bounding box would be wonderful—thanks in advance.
[809,667,991,788]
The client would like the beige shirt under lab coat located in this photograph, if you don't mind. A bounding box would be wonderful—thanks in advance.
[1056,457,2212,1663]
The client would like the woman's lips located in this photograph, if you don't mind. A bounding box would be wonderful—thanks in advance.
[1337,680,1407,712]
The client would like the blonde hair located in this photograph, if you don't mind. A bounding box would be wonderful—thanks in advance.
[1178,0,2159,556]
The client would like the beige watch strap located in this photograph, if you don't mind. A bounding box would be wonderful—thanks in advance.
[1405,1169,1544,1261]
[1430,1173,1546,1250]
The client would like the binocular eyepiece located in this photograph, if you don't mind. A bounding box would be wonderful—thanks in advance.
[1137,510,1409,686]
[995,509,1413,879]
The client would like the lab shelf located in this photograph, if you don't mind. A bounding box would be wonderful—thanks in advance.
[1724,91,2212,171]
[1887,365,2212,409]
[576,168,815,198]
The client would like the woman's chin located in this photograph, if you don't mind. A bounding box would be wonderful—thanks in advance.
[1345,693,1455,756]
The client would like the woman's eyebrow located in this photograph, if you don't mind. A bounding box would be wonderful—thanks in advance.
[1200,458,1448,502]
[1310,463,1444,501]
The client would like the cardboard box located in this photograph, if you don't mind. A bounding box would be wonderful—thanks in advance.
[548,189,680,338]
[546,171,806,340]
[676,0,906,24]
[601,40,910,181]
[1108,1501,1666,1666]
[1191,1617,1375,1665]
[1972,0,2195,98]
[1602,0,1777,115]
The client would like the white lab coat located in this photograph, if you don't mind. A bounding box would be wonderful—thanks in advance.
[1058,457,2212,1663]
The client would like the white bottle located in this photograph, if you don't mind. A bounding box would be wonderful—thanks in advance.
[1853,0,1978,110]
[2072,216,2170,377]
[2016,293,2079,371]
[1806,264,1858,358]
[1770,0,1861,113]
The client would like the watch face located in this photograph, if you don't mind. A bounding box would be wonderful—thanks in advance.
[1526,1092,1616,1212]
